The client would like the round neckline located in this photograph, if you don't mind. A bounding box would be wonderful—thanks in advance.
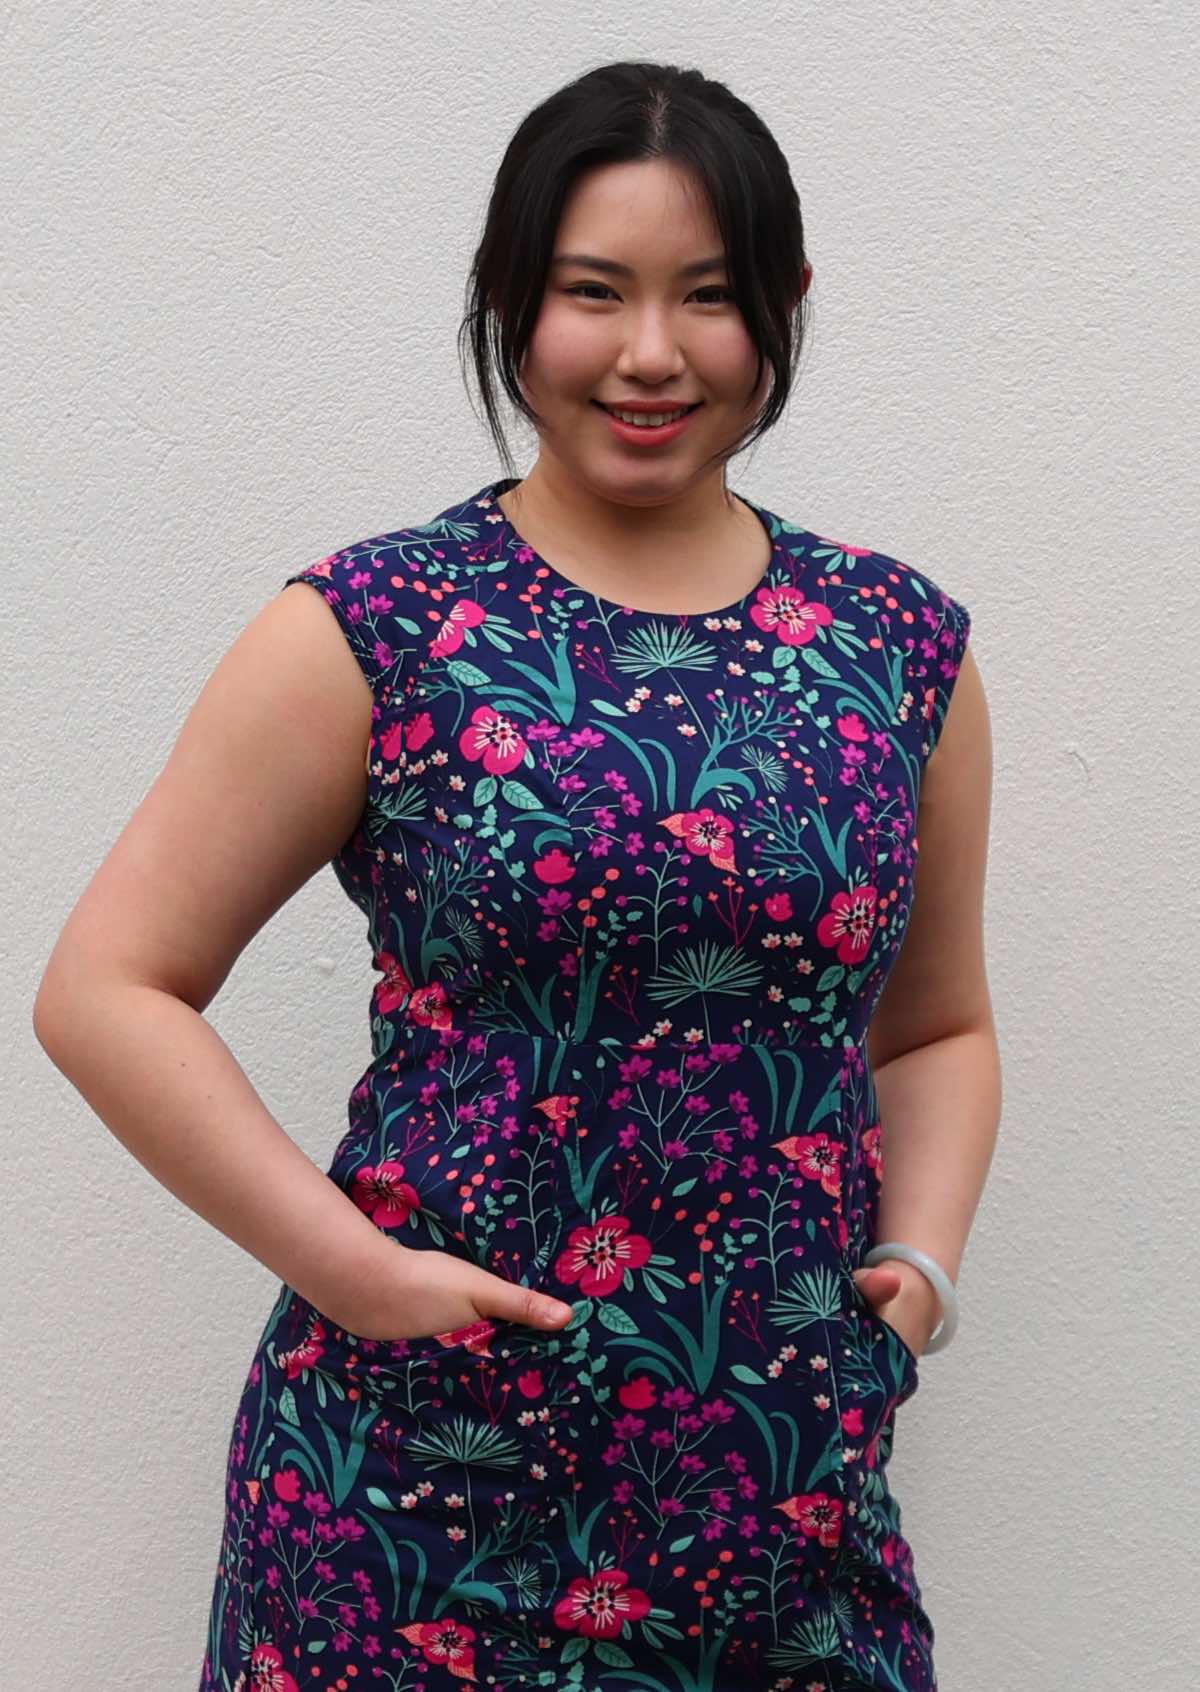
[486,475,787,621]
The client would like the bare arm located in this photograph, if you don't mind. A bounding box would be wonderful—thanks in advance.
[863,643,1002,1349]
[31,582,407,1334]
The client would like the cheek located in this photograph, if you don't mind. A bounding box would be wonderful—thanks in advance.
[523,304,608,394]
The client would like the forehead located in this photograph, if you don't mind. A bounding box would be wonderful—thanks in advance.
[554,158,724,266]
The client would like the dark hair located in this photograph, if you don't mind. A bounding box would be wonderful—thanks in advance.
[457,60,812,481]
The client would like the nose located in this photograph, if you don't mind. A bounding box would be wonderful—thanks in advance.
[612,306,689,385]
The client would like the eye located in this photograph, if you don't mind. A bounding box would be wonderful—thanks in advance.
[564,283,734,305]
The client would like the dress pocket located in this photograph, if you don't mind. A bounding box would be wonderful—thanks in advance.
[859,1301,921,1401]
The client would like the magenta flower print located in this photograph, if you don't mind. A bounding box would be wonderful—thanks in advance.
[660,805,738,871]
[371,949,411,1014]
[554,1214,653,1297]
[776,1490,844,1550]
[349,1159,421,1228]
[816,881,880,964]
[748,581,835,645]
[240,1642,300,1692]
[396,1618,480,1679]
[553,1568,652,1639]
[407,979,454,1030]
[429,595,486,657]
[769,1130,846,1199]
[458,703,529,776]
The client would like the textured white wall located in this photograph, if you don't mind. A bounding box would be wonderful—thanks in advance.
[6,1,1197,1685]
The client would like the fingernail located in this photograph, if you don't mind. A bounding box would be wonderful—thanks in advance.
[545,1301,574,1321]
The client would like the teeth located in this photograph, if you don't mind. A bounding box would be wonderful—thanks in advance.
[608,406,690,427]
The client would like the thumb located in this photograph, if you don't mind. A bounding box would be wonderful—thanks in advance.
[852,1263,904,1308]
[504,1284,576,1329]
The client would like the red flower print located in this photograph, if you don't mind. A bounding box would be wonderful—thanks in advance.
[397,1617,479,1676]
[272,1468,303,1503]
[517,1365,547,1399]
[533,845,576,884]
[430,596,487,657]
[554,1215,653,1298]
[774,1490,844,1549]
[246,1641,300,1690]
[763,890,794,921]
[660,806,738,872]
[408,979,454,1030]
[458,703,529,776]
[553,1568,652,1639]
[748,582,834,646]
[350,1159,421,1228]
[423,1317,497,1357]
[815,883,879,965]
[533,1092,581,1142]
[618,1375,658,1410]
[769,1131,844,1199]
[371,949,411,1015]
[841,1406,865,1438]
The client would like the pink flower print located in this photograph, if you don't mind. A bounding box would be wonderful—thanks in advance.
[554,1214,653,1298]
[775,1490,844,1549]
[407,979,454,1031]
[429,596,487,657]
[769,1130,844,1199]
[859,1121,883,1179]
[660,805,738,872]
[349,1159,421,1228]
[763,890,794,922]
[836,710,872,743]
[379,719,406,761]
[277,1313,331,1381]
[553,1568,652,1639]
[396,1618,479,1677]
[748,582,834,646]
[402,711,436,753]
[371,949,411,1015]
[458,703,529,776]
[816,882,879,964]
[245,1642,301,1691]
[533,845,576,884]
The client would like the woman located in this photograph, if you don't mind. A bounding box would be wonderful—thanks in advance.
[34,59,998,1692]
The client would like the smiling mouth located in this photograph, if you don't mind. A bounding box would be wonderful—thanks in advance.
[593,401,705,419]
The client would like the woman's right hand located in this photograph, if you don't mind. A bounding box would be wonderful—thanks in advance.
[327,1243,577,1345]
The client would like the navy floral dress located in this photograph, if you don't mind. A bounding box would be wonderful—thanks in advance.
[198,475,971,1692]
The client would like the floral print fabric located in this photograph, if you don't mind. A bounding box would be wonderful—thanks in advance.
[199,476,971,1691]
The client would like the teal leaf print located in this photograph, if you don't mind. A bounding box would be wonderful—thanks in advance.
[611,621,718,675]
[645,940,764,1005]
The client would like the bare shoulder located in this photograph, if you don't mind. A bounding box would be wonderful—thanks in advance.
[35,582,375,1026]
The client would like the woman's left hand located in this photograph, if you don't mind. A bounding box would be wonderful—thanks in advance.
[851,1259,942,1359]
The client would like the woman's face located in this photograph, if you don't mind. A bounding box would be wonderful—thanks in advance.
[517,157,808,507]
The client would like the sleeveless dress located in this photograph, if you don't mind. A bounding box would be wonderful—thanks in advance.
[198,475,972,1692]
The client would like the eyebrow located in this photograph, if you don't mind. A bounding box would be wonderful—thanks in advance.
[550,252,728,279]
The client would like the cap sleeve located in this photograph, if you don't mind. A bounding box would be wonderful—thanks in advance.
[918,592,972,765]
[282,553,391,689]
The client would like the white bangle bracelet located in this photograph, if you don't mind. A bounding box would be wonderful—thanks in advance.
[863,1241,959,1354]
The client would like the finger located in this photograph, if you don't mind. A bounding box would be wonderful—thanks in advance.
[504,1284,576,1328]
[853,1264,904,1305]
